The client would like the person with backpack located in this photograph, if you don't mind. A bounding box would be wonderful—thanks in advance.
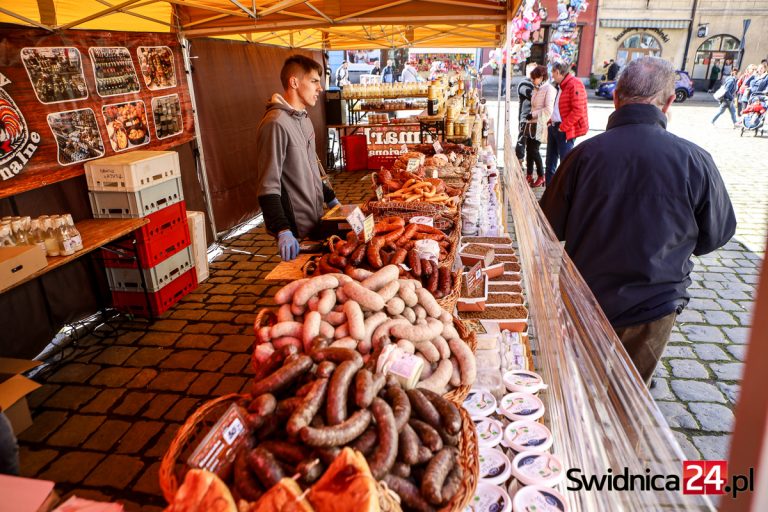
[381,59,395,84]
[711,68,739,127]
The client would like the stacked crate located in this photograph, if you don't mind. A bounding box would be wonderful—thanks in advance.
[85,151,197,317]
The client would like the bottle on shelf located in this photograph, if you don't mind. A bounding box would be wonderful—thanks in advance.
[43,218,61,257]
[63,214,83,251]
[10,219,29,246]
[0,224,14,247]
[54,217,75,256]
[28,219,48,257]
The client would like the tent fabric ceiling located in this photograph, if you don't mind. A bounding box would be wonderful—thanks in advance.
[1,0,515,48]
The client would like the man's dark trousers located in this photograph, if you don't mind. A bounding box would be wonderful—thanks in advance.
[545,123,574,185]
[614,312,677,386]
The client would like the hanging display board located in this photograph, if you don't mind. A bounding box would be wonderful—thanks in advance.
[0,27,195,199]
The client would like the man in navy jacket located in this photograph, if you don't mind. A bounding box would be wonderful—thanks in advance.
[540,57,736,386]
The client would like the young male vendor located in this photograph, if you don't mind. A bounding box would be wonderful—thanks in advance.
[256,55,340,261]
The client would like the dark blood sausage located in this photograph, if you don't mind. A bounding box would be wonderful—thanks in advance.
[440,429,460,447]
[426,261,439,292]
[438,266,452,297]
[354,369,374,408]
[384,474,435,512]
[259,440,310,465]
[247,394,277,416]
[391,462,411,479]
[406,388,441,429]
[439,463,464,506]
[233,448,263,502]
[326,359,363,425]
[246,446,285,489]
[311,335,331,352]
[253,345,297,382]
[316,446,341,465]
[421,447,457,505]
[251,354,312,397]
[416,445,433,465]
[287,377,329,436]
[419,388,462,435]
[312,347,363,366]
[409,418,443,452]
[367,397,398,479]
[297,458,324,485]
[386,385,411,432]
[350,426,378,456]
[398,423,420,465]
[316,360,336,378]
[300,409,372,447]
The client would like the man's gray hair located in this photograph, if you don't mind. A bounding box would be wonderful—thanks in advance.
[551,61,570,76]
[615,57,676,108]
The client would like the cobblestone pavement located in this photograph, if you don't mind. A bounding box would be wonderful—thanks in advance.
[17,98,763,507]
[501,96,766,462]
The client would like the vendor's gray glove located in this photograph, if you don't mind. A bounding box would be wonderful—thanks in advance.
[278,230,300,261]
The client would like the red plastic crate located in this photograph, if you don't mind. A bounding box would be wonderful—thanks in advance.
[110,268,197,317]
[102,201,191,268]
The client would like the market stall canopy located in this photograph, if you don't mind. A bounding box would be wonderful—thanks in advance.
[1,0,518,48]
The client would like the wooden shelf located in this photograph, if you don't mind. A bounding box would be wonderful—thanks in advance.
[1,217,148,294]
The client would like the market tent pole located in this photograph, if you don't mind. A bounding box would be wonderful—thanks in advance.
[723,236,768,512]
[180,36,219,238]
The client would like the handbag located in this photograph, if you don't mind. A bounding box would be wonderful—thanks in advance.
[713,85,727,101]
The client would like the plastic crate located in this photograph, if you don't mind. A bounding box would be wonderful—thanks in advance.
[106,246,194,293]
[85,150,181,192]
[187,210,209,283]
[89,176,184,218]
[111,268,197,317]
[102,202,191,268]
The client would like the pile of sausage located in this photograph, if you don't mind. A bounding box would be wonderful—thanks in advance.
[254,266,476,395]
[375,168,462,198]
[315,217,457,298]
[237,342,467,511]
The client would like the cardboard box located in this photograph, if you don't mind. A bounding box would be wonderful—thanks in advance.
[0,474,57,512]
[0,358,42,435]
[0,246,48,293]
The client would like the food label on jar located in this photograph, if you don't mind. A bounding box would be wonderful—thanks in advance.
[502,394,541,417]
[476,418,503,447]
[515,453,563,482]
[479,448,511,482]
[62,238,79,252]
[467,482,510,512]
[515,488,566,511]
[463,390,496,419]
[506,422,550,449]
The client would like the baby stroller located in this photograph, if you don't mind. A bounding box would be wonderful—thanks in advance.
[740,94,766,137]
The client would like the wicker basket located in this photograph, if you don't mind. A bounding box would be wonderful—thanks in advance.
[440,406,480,511]
[436,271,462,312]
[252,309,277,370]
[159,393,245,503]
[365,199,459,232]
[442,317,477,405]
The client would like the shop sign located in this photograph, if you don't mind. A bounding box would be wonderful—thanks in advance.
[363,125,432,168]
[363,214,375,242]
[0,73,40,181]
[613,27,670,43]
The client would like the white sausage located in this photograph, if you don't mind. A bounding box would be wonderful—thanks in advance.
[317,289,336,315]
[258,326,271,342]
[449,338,476,386]
[431,336,451,360]
[319,321,335,340]
[363,312,389,348]
[273,337,303,350]
[417,359,453,393]
[390,317,443,343]
[331,337,357,349]
[347,268,373,281]
[326,311,346,326]
[294,275,340,306]
[342,281,385,311]
[361,265,400,291]
[270,321,303,339]
[277,304,294,323]
[401,307,416,323]
[415,288,443,318]
[253,343,275,364]
[335,322,350,340]
[303,311,322,352]
[275,278,309,305]
[397,339,415,354]
[449,357,461,387]
[377,281,400,303]
[344,301,366,340]
[442,323,460,341]
[413,340,440,363]
[386,297,406,316]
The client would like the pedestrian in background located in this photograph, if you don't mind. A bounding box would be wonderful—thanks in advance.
[749,63,768,96]
[335,61,349,87]
[525,65,556,187]
[515,63,536,172]
[736,64,757,116]
[401,60,419,83]
[708,60,721,92]
[540,57,736,385]
[545,61,589,185]
[381,59,395,83]
[711,68,739,128]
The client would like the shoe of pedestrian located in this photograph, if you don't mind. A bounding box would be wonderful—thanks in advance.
[533,176,545,188]
[526,174,534,185]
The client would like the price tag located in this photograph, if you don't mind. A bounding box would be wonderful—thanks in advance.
[187,403,247,475]
[363,214,376,242]
[346,207,366,236]
[407,158,420,172]
[465,260,484,295]
[433,140,443,154]
[375,185,384,201]
[401,144,408,153]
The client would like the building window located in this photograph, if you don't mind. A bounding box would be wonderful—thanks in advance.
[692,35,740,81]
[616,33,661,66]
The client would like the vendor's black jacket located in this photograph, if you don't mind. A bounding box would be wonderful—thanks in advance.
[540,103,736,328]
[517,79,534,123]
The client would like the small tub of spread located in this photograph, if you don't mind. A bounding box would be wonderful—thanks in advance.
[503,420,553,454]
[511,450,565,488]
[464,481,512,512]
[512,484,568,512]
[499,392,545,422]
[479,447,513,485]
[503,370,547,394]
[463,389,497,421]
[476,418,504,448]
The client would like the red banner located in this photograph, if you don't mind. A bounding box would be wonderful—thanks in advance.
[0,27,195,199]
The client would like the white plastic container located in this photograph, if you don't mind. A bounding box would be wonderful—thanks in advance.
[464,481,512,512]
[476,418,504,449]
[463,389,497,421]
[85,150,180,192]
[499,392,545,422]
[503,370,547,394]
[511,451,566,488]
[187,210,209,283]
[503,420,554,454]
[512,484,568,512]
[479,447,513,485]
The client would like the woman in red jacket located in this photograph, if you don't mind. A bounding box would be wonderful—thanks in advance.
[545,61,589,185]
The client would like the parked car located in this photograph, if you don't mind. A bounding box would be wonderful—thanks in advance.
[595,70,695,103]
